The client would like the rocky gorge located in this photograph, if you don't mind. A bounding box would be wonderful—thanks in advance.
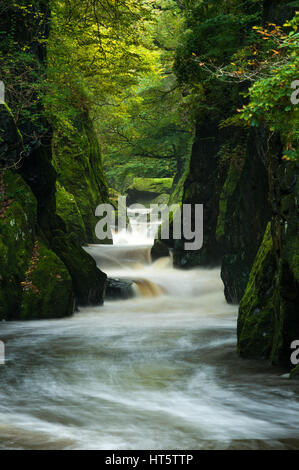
[0,0,298,451]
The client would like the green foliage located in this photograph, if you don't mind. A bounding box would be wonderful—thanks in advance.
[173,1,298,165]
[45,0,151,135]
[97,0,194,192]
[1,1,193,195]
[241,14,299,162]
[0,1,49,137]
[173,0,263,120]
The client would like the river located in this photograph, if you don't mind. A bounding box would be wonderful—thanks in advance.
[0,209,299,450]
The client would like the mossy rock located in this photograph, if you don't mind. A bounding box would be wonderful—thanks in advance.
[20,242,75,320]
[150,193,170,205]
[104,161,174,194]
[237,224,277,359]
[126,178,173,206]
[1,170,37,230]
[0,171,37,319]
[270,163,299,365]
[128,177,173,195]
[0,171,76,320]
[168,168,188,205]
[52,112,109,243]
[221,248,255,304]
[109,187,121,200]
[51,230,107,305]
[55,181,87,245]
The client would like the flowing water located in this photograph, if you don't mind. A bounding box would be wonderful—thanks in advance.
[0,210,299,450]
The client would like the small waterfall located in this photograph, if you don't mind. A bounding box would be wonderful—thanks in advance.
[85,207,165,297]
[1,205,299,450]
[133,279,165,298]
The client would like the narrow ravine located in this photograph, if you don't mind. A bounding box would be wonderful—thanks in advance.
[0,210,299,450]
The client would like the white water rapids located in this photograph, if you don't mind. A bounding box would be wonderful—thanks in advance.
[0,209,299,450]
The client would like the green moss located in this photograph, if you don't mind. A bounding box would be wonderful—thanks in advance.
[109,187,121,201]
[52,113,109,243]
[0,171,37,319]
[269,168,299,365]
[2,170,37,222]
[51,230,107,305]
[150,193,170,205]
[169,173,186,205]
[55,181,87,244]
[20,242,74,320]
[237,224,277,359]
[127,177,173,195]
[0,171,75,320]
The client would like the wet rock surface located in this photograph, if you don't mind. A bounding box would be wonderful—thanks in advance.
[105,278,135,301]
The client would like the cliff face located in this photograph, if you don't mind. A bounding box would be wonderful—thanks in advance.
[52,112,109,244]
[173,119,228,268]
[218,127,271,303]
[238,137,299,367]
[0,1,108,320]
[0,160,73,319]
[173,0,298,368]
[173,118,270,300]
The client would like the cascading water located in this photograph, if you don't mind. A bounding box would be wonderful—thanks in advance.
[0,209,299,450]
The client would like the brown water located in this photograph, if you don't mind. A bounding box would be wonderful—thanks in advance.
[0,212,298,450]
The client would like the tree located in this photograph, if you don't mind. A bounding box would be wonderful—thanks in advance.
[96,0,194,191]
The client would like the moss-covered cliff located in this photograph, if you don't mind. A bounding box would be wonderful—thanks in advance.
[237,223,276,359]
[52,112,109,244]
[238,139,299,367]
[172,0,298,369]
[0,108,107,320]
[0,1,108,320]
[0,163,75,320]
[173,121,270,283]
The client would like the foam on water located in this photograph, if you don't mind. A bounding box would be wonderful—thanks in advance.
[0,209,298,449]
